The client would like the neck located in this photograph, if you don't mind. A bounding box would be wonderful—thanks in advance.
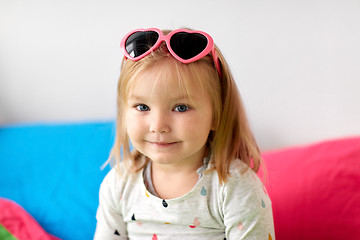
[150,160,203,199]
[151,159,202,176]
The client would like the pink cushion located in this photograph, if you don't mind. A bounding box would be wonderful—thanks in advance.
[0,198,60,240]
[261,137,360,240]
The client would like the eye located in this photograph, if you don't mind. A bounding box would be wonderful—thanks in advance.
[136,104,150,111]
[174,104,190,112]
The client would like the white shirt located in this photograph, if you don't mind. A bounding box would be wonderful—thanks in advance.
[94,159,275,239]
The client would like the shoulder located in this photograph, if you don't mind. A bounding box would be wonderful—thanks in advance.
[100,163,128,189]
[221,159,262,188]
[206,159,267,208]
[206,159,261,191]
[99,163,141,206]
[216,159,271,217]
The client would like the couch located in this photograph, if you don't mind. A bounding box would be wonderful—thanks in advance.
[0,122,359,239]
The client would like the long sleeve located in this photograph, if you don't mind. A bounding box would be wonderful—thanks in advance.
[94,169,128,240]
[222,165,275,240]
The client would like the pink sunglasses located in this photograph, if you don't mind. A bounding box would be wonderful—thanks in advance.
[120,28,221,76]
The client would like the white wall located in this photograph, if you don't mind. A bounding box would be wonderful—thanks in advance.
[1,0,360,151]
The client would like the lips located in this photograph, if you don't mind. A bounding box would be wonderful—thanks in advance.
[146,141,178,147]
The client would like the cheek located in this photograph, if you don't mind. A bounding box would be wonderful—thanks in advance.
[125,112,142,140]
[180,114,212,139]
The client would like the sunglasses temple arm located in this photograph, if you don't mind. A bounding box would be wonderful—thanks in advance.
[212,48,222,78]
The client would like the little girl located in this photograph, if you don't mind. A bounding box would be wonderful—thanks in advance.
[94,28,275,240]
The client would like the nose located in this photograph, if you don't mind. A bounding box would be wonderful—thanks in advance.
[149,110,170,133]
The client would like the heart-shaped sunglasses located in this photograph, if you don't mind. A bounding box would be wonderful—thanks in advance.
[120,28,221,76]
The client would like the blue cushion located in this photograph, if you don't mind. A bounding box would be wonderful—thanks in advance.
[0,122,114,240]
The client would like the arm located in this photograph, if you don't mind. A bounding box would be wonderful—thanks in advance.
[94,169,128,240]
[222,166,275,240]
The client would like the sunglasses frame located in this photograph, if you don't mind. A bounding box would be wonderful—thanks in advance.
[120,28,221,76]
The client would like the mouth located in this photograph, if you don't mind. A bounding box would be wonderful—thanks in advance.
[147,141,178,148]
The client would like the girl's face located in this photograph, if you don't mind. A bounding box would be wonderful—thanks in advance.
[125,65,214,170]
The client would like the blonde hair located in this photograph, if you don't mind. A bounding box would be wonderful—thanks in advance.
[107,30,262,184]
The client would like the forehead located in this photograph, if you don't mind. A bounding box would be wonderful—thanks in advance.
[128,61,206,99]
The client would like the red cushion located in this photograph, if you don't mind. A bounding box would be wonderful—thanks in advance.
[261,137,360,240]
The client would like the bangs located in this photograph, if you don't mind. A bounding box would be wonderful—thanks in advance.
[126,56,206,104]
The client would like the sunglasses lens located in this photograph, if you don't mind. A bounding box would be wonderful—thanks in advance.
[125,31,159,58]
[170,32,208,60]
